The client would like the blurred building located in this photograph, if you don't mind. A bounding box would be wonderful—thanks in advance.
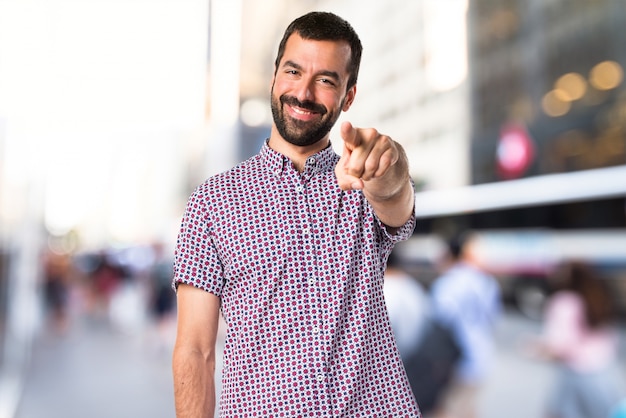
[464,0,626,229]
[470,0,626,180]
[407,1,626,228]
[460,0,626,317]
[0,3,210,416]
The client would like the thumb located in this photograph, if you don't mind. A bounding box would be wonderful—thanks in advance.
[340,121,358,150]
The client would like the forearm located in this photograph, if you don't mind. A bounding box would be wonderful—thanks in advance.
[363,143,415,228]
[173,346,216,417]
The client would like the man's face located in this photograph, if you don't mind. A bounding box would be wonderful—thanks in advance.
[270,34,355,147]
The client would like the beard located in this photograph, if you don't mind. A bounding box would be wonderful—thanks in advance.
[270,88,342,147]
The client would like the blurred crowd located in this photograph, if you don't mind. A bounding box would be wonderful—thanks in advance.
[385,231,626,418]
[40,236,177,350]
[34,229,626,418]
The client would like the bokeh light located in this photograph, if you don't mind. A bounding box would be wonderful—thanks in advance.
[590,60,624,91]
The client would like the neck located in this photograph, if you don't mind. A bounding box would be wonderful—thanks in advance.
[268,128,330,172]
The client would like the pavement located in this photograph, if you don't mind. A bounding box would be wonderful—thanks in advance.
[13,316,176,418]
[479,311,555,418]
[9,309,626,418]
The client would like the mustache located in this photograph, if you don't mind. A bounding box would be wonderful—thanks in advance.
[280,95,327,115]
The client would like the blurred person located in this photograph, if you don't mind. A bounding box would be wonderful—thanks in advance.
[147,242,176,352]
[530,261,625,418]
[41,246,73,334]
[384,249,429,361]
[88,251,125,319]
[108,270,147,335]
[429,232,501,418]
[172,11,420,418]
[384,249,460,415]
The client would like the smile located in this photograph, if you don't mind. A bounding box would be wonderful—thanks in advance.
[291,106,316,116]
[280,95,327,119]
[286,103,321,121]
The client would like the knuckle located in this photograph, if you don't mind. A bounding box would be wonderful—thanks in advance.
[364,127,379,137]
[378,134,392,147]
[362,128,379,143]
[364,158,379,173]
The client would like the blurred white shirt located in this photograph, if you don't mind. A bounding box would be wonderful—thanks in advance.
[384,268,429,360]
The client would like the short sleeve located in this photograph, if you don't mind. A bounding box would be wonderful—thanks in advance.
[375,179,417,244]
[172,186,225,297]
[380,212,416,243]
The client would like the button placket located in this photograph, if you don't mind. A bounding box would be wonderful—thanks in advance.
[298,170,327,393]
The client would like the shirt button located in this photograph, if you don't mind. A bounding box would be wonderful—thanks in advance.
[307,157,316,165]
[313,327,320,335]
[316,373,324,382]
[303,227,310,235]
[308,277,315,286]
[274,169,281,176]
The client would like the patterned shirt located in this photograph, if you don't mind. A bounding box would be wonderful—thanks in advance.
[174,141,421,417]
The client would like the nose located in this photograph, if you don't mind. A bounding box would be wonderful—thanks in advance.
[293,78,314,102]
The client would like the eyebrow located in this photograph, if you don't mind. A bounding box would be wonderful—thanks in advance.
[283,60,341,82]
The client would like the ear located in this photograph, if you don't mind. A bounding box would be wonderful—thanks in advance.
[342,85,357,112]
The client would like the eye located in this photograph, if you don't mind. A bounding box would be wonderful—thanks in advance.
[319,78,336,86]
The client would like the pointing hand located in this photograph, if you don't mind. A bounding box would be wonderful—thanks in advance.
[335,121,400,191]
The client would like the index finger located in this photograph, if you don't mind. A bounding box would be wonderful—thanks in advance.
[340,121,358,149]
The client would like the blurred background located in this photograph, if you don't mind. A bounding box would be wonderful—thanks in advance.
[0,0,625,417]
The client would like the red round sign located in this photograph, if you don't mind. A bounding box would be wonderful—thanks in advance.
[496,123,535,179]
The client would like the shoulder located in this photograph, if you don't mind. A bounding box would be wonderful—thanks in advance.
[181,156,264,222]
[196,154,265,197]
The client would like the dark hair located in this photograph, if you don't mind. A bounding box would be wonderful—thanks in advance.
[274,11,363,91]
[557,261,617,328]
[445,232,470,261]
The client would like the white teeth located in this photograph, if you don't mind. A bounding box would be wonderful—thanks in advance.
[292,107,312,115]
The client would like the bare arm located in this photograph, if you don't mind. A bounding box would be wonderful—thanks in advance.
[335,121,415,228]
[172,283,221,417]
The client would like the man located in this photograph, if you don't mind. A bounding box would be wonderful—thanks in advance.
[172,11,420,417]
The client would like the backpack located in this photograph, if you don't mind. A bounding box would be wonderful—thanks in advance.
[402,318,461,414]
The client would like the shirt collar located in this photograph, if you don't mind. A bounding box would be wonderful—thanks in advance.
[260,139,338,177]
